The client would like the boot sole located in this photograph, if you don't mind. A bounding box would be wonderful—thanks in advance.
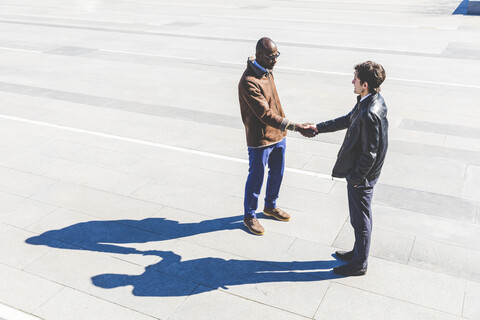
[333,269,367,277]
[263,211,290,221]
[243,221,265,235]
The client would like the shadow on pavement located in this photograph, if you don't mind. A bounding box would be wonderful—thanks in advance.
[453,0,469,14]
[26,214,341,297]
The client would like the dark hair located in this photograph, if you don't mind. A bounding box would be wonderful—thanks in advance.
[354,61,386,93]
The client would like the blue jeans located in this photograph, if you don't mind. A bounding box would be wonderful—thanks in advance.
[244,138,286,218]
[347,177,378,269]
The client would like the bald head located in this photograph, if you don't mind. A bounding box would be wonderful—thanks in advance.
[256,37,276,55]
[255,37,279,70]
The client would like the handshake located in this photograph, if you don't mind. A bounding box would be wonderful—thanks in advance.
[295,123,318,138]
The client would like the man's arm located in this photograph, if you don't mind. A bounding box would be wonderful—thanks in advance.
[241,80,314,136]
[315,110,353,134]
[346,112,381,186]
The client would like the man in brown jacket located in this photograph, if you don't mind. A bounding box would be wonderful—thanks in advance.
[238,37,315,235]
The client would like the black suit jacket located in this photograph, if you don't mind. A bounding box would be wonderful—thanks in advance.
[316,93,389,186]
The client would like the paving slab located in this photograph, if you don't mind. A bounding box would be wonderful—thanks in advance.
[279,185,349,219]
[283,238,466,316]
[399,118,480,139]
[33,287,157,320]
[0,263,63,314]
[333,258,466,316]
[390,140,480,167]
[169,285,309,320]
[409,237,480,282]
[0,223,65,270]
[445,135,480,153]
[190,225,297,263]
[259,208,345,245]
[131,179,245,218]
[330,182,476,225]
[23,249,196,319]
[388,127,446,147]
[301,154,339,175]
[463,180,480,202]
[144,240,330,318]
[477,203,480,224]
[464,165,480,202]
[315,282,463,320]
[385,151,467,178]
[333,221,415,264]
[28,140,143,172]
[31,181,163,220]
[281,170,337,194]
[372,205,480,252]
[372,183,477,222]
[0,191,57,229]
[124,158,246,197]
[0,146,64,176]
[0,166,57,199]
[0,302,41,320]
[25,207,169,267]
[464,280,480,320]
[0,0,479,319]
[380,168,465,198]
[38,158,151,196]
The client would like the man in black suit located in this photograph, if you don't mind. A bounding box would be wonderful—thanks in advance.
[313,61,388,276]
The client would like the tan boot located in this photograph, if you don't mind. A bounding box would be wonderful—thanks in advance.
[263,207,291,221]
[243,217,265,235]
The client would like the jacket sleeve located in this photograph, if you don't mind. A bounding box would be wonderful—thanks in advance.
[346,112,380,186]
[240,80,288,130]
[315,108,354,133]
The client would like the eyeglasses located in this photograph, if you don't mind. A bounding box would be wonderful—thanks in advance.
[262,52,280,61]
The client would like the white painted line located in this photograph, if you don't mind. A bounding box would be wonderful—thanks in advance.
[279,66,351,76]
[219,60,243,65]
[200,14,456,31]
[5,43,474,89]
[0,114,337,181]
[388,77,480,89]
[0,47,42,53]
[155,3,239,9]
[0,302,41,320]
[220,61,480,89]
[0,13,140,25]
[98,49,197,60]
[193,34,439,55]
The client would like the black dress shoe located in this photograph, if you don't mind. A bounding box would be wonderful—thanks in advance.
[335,250,353,261]
[333,263,367,276]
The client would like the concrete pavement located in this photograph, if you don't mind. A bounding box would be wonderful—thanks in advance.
[0,0,479,319]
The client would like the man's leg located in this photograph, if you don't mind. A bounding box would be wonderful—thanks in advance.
[244,146,272,234]
[264,138,286,209]
[263,139,290,221]
[347,178,378,270]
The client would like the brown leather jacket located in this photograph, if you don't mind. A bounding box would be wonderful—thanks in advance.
[238,58,289,147]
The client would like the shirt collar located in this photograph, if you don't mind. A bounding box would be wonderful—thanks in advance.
[252,60,268,74]
[360,93,372,102]
[248,58,269,78]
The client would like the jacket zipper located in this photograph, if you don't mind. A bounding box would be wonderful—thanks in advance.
[267,72,279,113]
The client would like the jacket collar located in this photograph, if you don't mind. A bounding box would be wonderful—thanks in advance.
[357,93,377,107]
[248,57,269,78]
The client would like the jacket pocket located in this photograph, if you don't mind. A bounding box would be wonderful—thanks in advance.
[347,122,360,138]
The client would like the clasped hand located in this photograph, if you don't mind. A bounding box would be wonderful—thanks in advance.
[296,123,318,138]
